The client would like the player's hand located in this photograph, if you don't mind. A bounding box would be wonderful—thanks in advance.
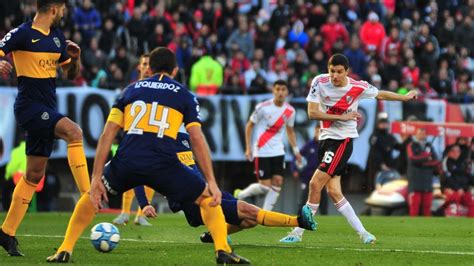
[341,112,361,121]
[0,60,13,75]
[404,90,418,101]
[245,148,253,162]
[295,152,303,168]
[207,182,222,206]
[66,40,81,59]
[90,176,108,210]
[142,205,157,218]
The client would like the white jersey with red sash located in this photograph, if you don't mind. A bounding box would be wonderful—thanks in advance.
[306,74,379,140]
[250,99,296,157]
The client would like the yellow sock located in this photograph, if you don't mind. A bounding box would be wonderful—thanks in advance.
[58,193,97,253]
[199,197,232,253]
[1,177,37,236]
[256,209,298,227]
[122,189,134,215]
[136,186,155,216]
[67,142,90,194]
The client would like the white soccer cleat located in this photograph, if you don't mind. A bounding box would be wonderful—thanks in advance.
[112,213,129,225]
[279,231,303,243]
[134,216,152,226]
[359,231,376,244]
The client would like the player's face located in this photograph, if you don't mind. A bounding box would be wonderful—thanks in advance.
[328,65,348,87]
[272,85,288,104]
[139,57,151,79]
[415,128,427,141]
[52,4,66,27]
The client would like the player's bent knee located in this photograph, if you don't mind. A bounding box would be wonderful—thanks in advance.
[67,126,83,143]
[25,171,44,184]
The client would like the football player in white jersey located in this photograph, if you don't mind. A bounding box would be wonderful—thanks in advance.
[235,80,302,211]
[280,54,417,243]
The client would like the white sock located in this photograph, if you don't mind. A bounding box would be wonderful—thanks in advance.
[292,202,320,235]
[306,202,320,216]
[262,186,281,210]
[335,197,366,234]
[237,183,270,199]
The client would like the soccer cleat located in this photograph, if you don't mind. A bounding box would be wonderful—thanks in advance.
[216,250,250,264]
[233,189,242,199]
[297,205,317,231]
[112,213,129,225]
[279,231,303,243]
[359,231,376,244]
[199,232,232,244]
[0,229,23,256]
[134,216,152,226]
[200,231,213,243]
[46,251,71,263]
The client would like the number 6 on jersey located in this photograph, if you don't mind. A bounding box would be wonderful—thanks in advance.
[322,151,335,164]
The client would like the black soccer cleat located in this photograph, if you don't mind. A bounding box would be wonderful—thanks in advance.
[0,229,24,256]
[46,251,71,263]
[297,205,317,231]
[216,250,250,264]
[200,232,214,243]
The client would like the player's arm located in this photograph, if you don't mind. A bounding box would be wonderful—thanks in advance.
[376,90,417,101]
[245,121,254,161]
[61,40,81,80]
[286,126,302,164]
[134,186,157,218]
[0,27,21,75]
[307,102,360,121]
[187,125,221,206]
[90,121,121,209]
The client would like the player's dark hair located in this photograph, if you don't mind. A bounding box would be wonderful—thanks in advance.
[328,54,349,70]
[149,47,177,74]
[273,79,288,88]
[140,53,150,60]
[37,0,67,13]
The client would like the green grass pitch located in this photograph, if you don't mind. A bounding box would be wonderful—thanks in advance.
[0,213,473,265]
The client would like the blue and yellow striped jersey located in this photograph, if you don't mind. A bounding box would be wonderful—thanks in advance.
[0,21,70,109]
[107,74,201,167]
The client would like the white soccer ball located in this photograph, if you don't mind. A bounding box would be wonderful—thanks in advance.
[90,222,120,252]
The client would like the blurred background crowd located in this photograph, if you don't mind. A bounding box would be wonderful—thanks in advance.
[0,0,473,100]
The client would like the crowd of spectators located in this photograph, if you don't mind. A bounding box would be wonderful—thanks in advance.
[0,0,473,99]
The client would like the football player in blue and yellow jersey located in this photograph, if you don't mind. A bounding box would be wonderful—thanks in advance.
[46,47,250,264]
[132,133,316,242]
[112,53,156,227]
[0,0,90,257]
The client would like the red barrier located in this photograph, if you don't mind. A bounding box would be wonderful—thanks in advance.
[391,121,474,137]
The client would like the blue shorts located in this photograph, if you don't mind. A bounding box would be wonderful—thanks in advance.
[168,192,240,227]
[14,102,64,157]
[103,158,206,204]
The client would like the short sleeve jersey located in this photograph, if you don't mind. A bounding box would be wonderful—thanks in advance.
[306,74,378,140]
[250,99,295,157]
[107,74,201,166]
[0,22,71,109]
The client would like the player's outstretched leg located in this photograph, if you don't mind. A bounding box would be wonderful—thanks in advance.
[199,197,250,264]
[47,192,97,263]
[113,189,133,225]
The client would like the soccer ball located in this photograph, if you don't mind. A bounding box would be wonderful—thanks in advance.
[90,222,120,252]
